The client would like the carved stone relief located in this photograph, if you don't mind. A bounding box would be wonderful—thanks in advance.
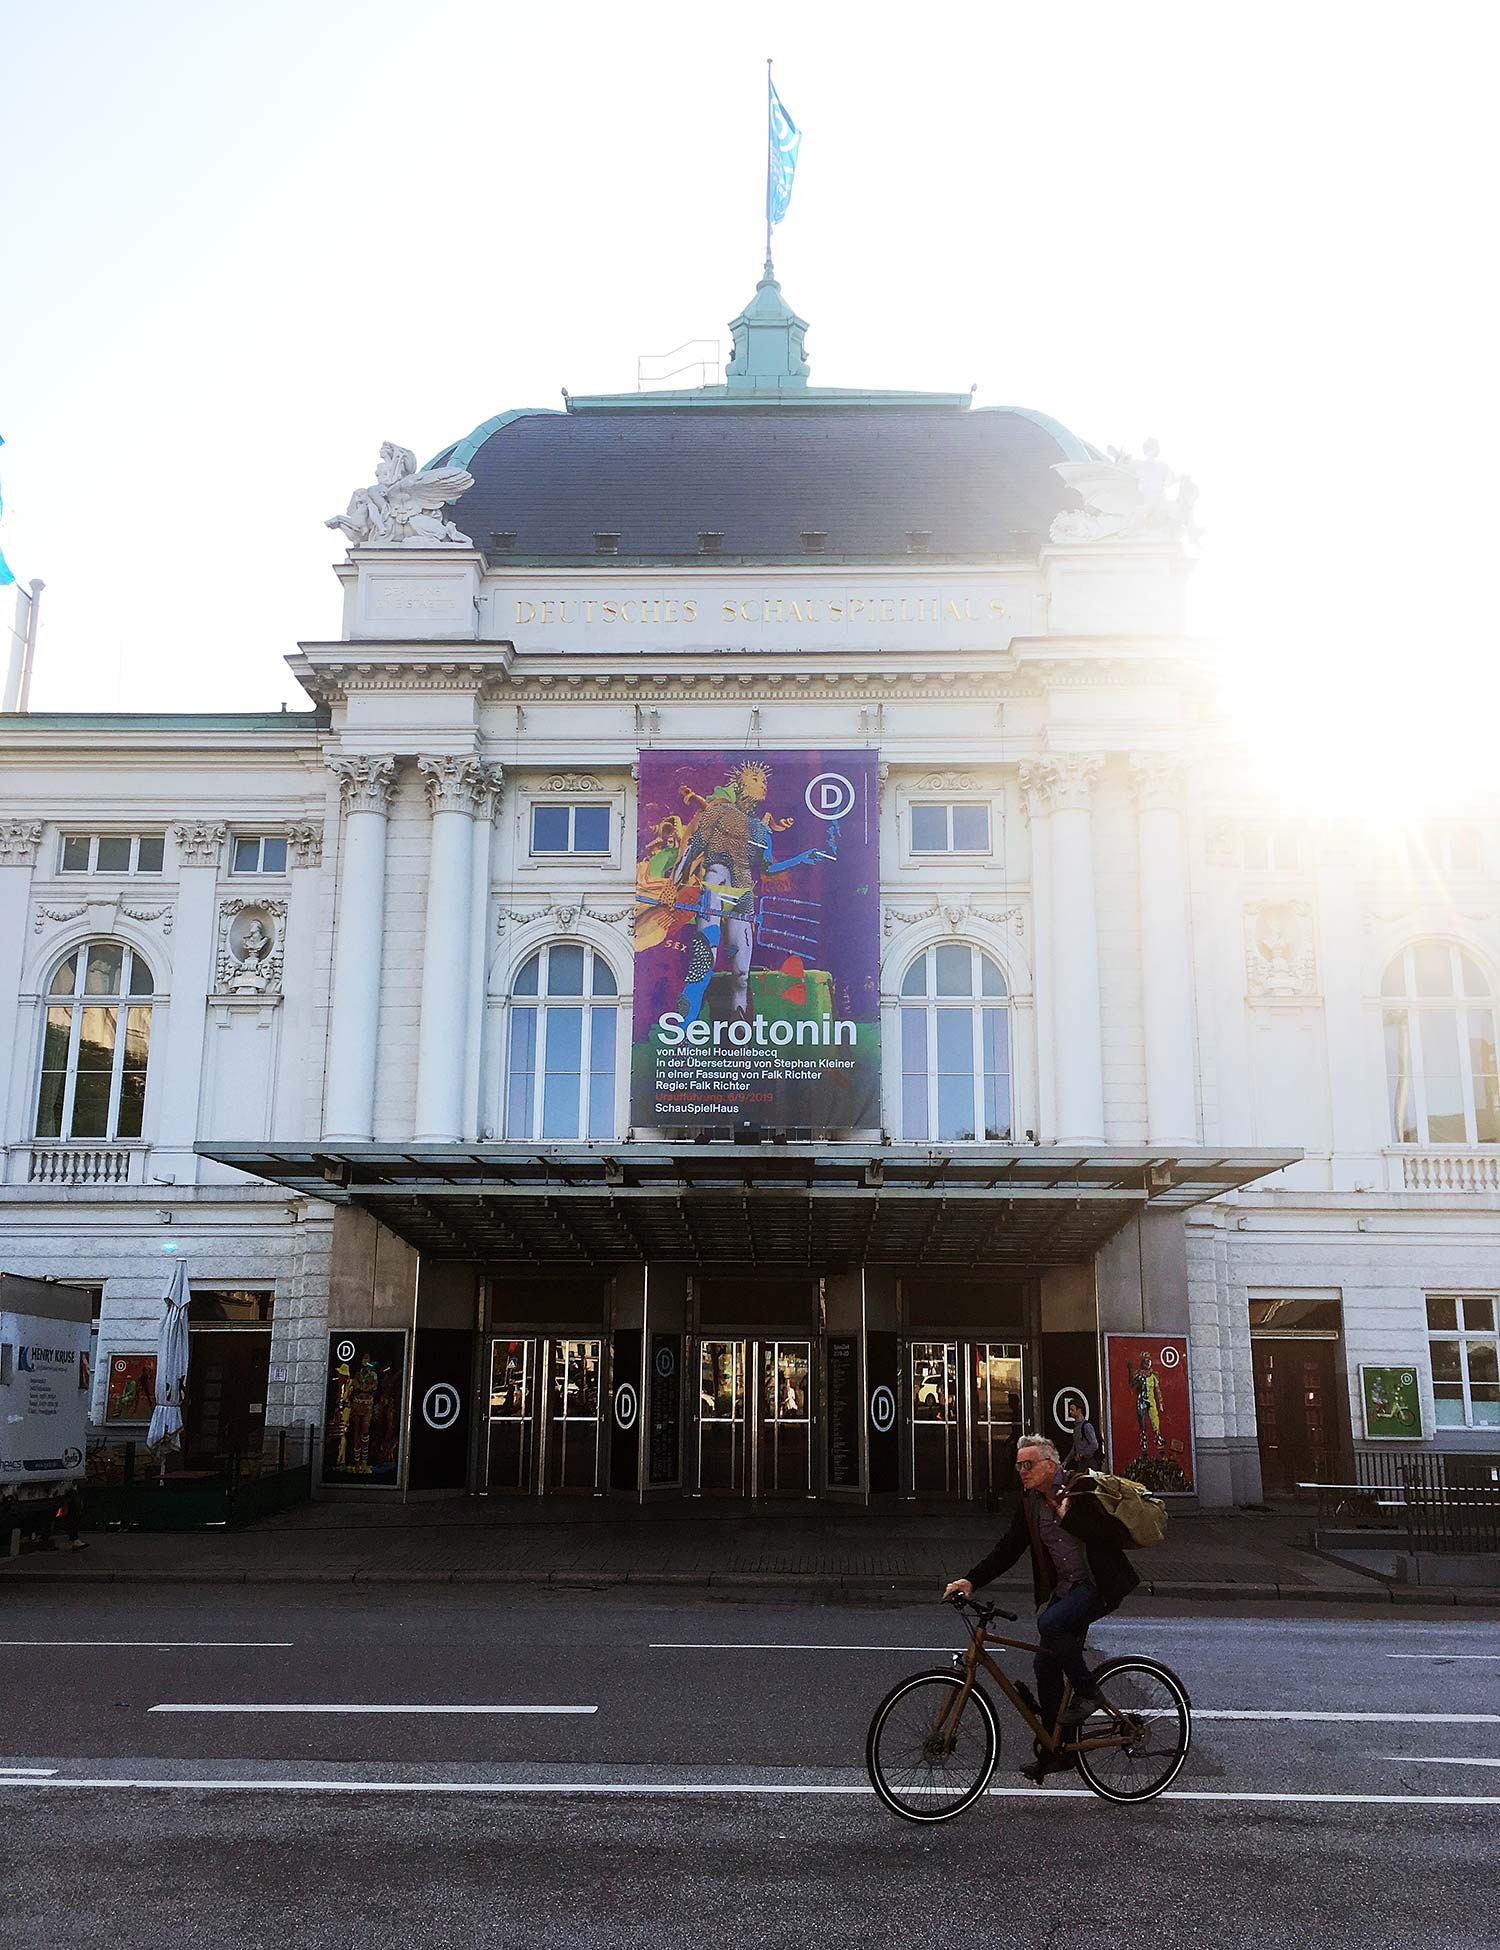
[216,898,287,995]
[417,754,505,817]
[1245,899,1318,998]
[326,754,397,815]
[172,820,227,866]
[32,904,86,935]
[0,819,44,864]
[911,770,983,793]
[287,822,324,868]
[884,901,1025,939]
[495,900,634,939]
[539,773,603,794]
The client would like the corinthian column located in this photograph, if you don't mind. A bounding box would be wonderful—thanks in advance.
[1131,755,1199,1144]
[323,755,396,1142]
[414,755,504,1143]
[1037,754,1105,1145]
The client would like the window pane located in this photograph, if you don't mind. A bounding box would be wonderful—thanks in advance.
[936,1072,973,1142]
[531,804,571,852]
[910,805,948,852]
[117,1068,146,1138]
[1460,953,1489,998]
[1242,832,1269,872]
[50,954,79,997]
[513,954,540,998]
[1468,1013,1499,1143]
[934,945,972,997]
[135,834,164,873]
[42,1006,72,1069]
[1384,1013,1417,1143]
[36,1028,68,1136]
[1380,955,1405,999]
[1467,1341,1498,1385]
[76,1006,117,1071]
[951,803,990,850]
[572,805,610,852]
[1413,943,1453,996]
[542,1007,583,1137]
[260,837,287,873]
[506,1008,537,1137]
[591,956,618,998]
[233,837,259,872]
[1432,1388,1465,1427]
[127,952,154,997]
[1426,1295,1457,1332]
[85,943,124,995]
[1471,1390,1500,1427]
[1419,1010,1466,1142]
[547,944,585,996]
[96,836,130,872]
[1429,1340,1462,1384]
[936,1010,974,1140]
[588,1009,617,1139]
[122,1005,151,1070]
[900,1009,928,1140]
[61,836,90,872]
[1462,1296,1496,1334]
[900,958,927,999]
[979,954,1006,998]
[70,1066,111,1138]
[1272,833,1301,872]
[982,1009,1010,1140]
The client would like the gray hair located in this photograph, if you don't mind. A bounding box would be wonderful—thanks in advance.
[1016,1434,1060,1465]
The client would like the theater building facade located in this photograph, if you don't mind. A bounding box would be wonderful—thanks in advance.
[3,267,1498,1509]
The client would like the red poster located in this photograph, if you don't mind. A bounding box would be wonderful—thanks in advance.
[1104,1335,1195,1494]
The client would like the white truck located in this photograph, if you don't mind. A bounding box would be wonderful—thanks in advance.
[1,1272,93,1554]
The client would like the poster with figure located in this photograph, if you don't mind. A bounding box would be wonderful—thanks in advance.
[1104,1334,1195,1494]
[105,1353,157,1422]
[631,749,880,1132]
[1360,1364,1423,1440]
[322,1331,406,1486]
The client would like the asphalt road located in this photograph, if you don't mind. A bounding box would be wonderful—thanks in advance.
[3,1584,1498,1949]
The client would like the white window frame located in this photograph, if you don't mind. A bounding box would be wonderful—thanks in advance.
[898,943,1012,1143]
[229,835,289,876]
[528,802,612,857]
[504,942,621,1141]
[57,833,166,877]
[1242,824,1302,874]
[1381,942,1498,1147]
[1411,824,1483,876]
[34,942,154,1143]
[1425,1292,1500,1430]
[908,801,993,857]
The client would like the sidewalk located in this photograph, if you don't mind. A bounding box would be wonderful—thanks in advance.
[6,1496,1496,1603]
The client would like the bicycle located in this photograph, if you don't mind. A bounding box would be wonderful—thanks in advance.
[865,1594,1192,1820]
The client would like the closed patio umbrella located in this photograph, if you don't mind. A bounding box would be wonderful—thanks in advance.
[147,1256,190,1452]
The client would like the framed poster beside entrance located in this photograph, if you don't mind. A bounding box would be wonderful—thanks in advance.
[1359,1364,1423,1440]
[1104,1334,1195,1494]
[323,1331,407,1486]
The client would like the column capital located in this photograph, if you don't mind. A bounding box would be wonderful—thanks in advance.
[327,753,397,815]
[1023,753,1103,816]
[417,753,505,817]
[287,820,324,868]
[171,819,226,866]
[0,818,44,864]
[1129,752,1188,813]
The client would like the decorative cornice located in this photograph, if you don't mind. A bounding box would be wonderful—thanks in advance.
[910,770,986,794]
[32,903,87,935]
[884,900,1025,939]
[0,818,45,864]
[539,772,603,794]
[417,754,504,818]
[121,903,174,935]
[326,753,397,815]
[171,820,226,866]
[496,899,634,939]
[1129,752,1187,813]
[287,821,324,868]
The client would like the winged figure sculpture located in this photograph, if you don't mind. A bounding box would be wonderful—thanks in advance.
[1050,439,1199,544]
[326,442,475,548]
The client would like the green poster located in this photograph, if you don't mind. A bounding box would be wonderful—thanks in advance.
[1360,1364,1423,1440]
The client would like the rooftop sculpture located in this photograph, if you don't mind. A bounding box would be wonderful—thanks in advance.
[326,442,475,548]
[1049,439,1199,544]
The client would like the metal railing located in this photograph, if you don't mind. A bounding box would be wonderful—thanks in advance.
[84,1423,317,1528]
[1305,1447,1500,1553]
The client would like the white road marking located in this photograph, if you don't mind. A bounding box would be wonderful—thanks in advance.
[1195,1711,1500,1724]
[1385,1653,1500,1661]
[0,1768,57,1777]
[1385,1756,1500,1769]
[0,1640,294,1650]
[147,1703,597,1716]
[1,1777,1500,1806]
[650,1642,956,1654]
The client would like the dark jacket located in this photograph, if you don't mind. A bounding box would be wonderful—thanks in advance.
[964,1485,1139,1614]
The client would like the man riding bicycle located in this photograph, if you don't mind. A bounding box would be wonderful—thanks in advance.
[943,1433,1138,1781]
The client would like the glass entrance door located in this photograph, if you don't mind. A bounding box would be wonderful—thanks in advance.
[547,1338,603,1492]
[485,1338,538,1492]
[970,1342,1024,1503]
[698,1339,747,1493]
[757,1340,812,1497]
[910,1340,961,1496]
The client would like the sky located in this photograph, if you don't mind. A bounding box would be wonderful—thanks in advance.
[2,0,1496,815]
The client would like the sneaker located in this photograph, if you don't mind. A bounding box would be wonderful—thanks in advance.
[1058,1691,1102,1729]
[69,1539,90,1552]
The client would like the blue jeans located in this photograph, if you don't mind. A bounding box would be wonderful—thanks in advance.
[1035,1581,1101,1730]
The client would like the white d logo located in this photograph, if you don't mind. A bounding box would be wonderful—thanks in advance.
[1158,1345,1182,1370]
[335,1339,356,1364]
[805,772,856,821]
[421,1382,461,1431]
[614,1382,639,1431]
[870,1384,895,1434]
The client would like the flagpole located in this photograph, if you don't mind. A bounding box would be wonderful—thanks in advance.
[765,57,773,270]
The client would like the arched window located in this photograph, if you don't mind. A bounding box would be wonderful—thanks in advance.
[1382,943,1499,1145]
[505,943,619,1140]
[36,941,154,1141]
[899,944,1011,1142]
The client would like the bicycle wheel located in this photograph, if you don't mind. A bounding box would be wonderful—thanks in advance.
[1072,1656,1192,1804]
[866,1670,999,1823]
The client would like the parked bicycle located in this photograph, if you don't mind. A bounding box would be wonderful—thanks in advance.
[865,1594,1192,1819]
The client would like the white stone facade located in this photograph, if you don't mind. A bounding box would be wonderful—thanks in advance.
[2,535,1497,1503]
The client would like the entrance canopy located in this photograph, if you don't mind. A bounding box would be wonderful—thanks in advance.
[199,1142,1298,1269]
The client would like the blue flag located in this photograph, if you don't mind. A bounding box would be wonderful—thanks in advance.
[766,77,801,227]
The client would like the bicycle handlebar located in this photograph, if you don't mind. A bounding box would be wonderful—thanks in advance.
[947,1593,1018,1624]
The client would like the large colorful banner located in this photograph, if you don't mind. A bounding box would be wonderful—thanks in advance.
[1104,1333,1196,1494]
[632,749,880,1133]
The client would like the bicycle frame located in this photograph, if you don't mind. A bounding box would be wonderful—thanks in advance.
[933,1617,1134,1761]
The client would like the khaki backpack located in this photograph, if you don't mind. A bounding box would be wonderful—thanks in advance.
[1081,1470,1169,1548]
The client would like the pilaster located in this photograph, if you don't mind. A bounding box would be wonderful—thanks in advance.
[323,755,397,1141]
[414,755,503,1142]
[0,820,43,1144]
[1131,754,1199,1144]
[272,820,326,1140]
[154,821,227,1177]
[1028,754,1105,1144]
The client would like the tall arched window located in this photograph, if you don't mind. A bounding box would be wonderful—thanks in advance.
[1382,943,1499,1145]
[899,944,1011,1141]
[505,943,619,1140]
[36,941,154,1141]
